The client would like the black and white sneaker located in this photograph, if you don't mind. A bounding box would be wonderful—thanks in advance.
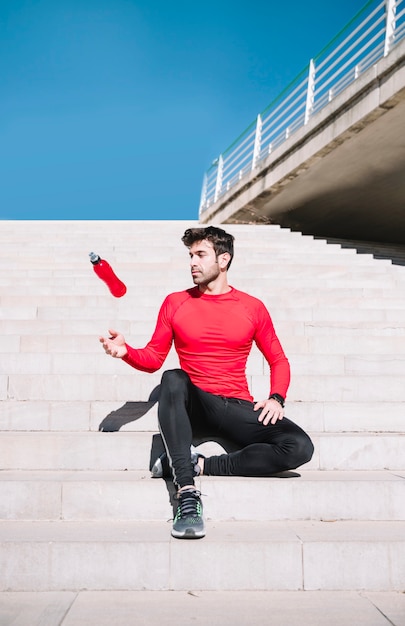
[150,451,170,478]
[172,488,205,539]
[151,445,204,479]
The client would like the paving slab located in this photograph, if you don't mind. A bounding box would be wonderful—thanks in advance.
[0,591,76,626]
[1,590,404,626]
[364,591,405,625]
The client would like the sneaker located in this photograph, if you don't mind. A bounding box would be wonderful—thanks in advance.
[172,488,205,539]
[151,445,204,479]
[150,451,170,478]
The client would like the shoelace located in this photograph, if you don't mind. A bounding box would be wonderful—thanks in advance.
[176,490,202,519]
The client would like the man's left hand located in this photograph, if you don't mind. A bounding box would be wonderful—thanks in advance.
[254,398,284,426]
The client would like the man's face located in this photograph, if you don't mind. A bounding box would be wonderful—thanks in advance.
[188,239,221,286]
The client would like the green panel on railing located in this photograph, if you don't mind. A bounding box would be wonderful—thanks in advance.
[315,0,377,61]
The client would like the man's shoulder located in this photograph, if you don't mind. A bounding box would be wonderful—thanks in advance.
[165,287,198,302]
[162,287,198,309]
[232,287,264,308]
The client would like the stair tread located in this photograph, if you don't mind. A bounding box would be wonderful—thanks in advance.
[0,468,403,481]
[1,519,404,542]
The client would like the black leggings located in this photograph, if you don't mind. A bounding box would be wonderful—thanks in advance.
[158,369,314,488]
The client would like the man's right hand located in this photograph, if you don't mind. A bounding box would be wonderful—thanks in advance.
[99,329,128,359]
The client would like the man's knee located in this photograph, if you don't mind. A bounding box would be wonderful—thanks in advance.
[296,432,314,466]
[160,369,189,395]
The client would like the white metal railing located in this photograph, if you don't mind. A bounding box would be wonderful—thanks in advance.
[199,0,405,215]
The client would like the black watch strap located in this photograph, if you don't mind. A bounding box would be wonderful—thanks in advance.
[268,393,285,408]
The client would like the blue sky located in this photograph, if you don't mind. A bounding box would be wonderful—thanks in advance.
[1,0,370,220]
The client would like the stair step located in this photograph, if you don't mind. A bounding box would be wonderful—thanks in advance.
[4,372,405,402]
[0,249,399,265]
[3,291,405,308]
[5,352,405,377]
[0,400,159,432]
[0,432,404,471]
[4,305,401,324]
[0,470,403,522]
[8,333,405,356]
[3,275,404,291]
[0,520,404,591]
[256,374,405,403]
[1,400,405,433]
[3,319,405,337]
[1,252,396,273]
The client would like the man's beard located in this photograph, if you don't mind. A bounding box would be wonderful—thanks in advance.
[192,265,220,286]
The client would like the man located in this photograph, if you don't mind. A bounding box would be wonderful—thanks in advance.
[99,226,314,540]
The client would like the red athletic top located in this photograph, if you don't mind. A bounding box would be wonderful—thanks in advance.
[122,286,290,402]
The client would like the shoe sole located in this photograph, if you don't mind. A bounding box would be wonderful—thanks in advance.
[171,528,206,539]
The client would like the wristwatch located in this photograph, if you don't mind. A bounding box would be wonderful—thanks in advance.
[268,393,285,408]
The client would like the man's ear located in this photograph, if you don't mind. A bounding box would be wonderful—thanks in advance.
[219,252,231,269]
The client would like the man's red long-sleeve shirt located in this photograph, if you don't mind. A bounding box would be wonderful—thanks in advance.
[122,286,290,402]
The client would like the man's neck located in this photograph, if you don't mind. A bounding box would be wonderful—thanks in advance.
[198,278,231,296]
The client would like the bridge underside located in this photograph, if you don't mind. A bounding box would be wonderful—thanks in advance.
[200,42,405,248]
[226,96,405,245]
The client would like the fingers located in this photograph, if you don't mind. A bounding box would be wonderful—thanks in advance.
[99,334,118,357]
[265,409,284,426]
[104,343,120,358]
[98,330,126,359]
[254,400,284,426]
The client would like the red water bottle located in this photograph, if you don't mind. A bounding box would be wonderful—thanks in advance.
[89,252,127,297]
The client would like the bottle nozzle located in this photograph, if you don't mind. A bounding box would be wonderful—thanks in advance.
[89,252,99,264]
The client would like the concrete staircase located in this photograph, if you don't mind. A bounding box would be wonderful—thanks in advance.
[319,237,405,267]
[1,220,405,594]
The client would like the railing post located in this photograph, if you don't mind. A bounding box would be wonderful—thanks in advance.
[214,155,223,202]
[384,0,396,56]
[304,59,316,124]
[199,173,208,215]
[252,114,263,170]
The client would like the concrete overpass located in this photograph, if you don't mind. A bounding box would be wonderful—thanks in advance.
[199,13,405,248]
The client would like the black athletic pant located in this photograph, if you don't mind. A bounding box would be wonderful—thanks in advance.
[157,369,314,488]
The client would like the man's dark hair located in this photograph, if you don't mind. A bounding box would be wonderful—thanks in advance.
[182,226,235,269]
